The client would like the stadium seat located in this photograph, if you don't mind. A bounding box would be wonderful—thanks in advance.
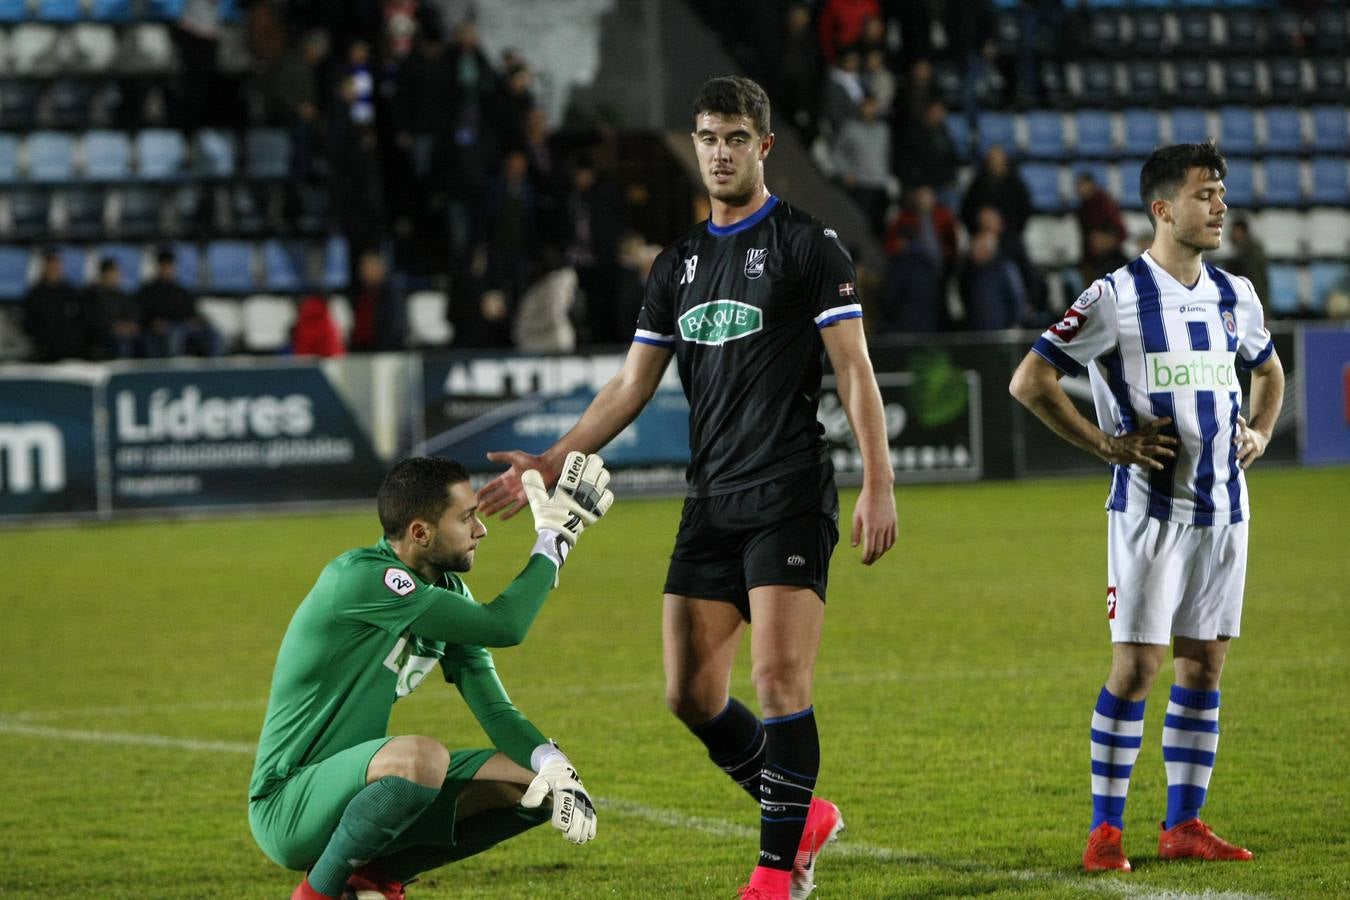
[408,291,451,347]
[1310,106,1347,153]
[1224,10,1264,54]
[59,186,109,239]
[192,129,237,178]
[1071,60,1118,107]
[1223,158,1255,207]
[1127,9,1165,55]
[34,0,82,21]
[197,297,243,353]
[1262,108,1305,155]
[5,189,52,240]
[1312,7,1347,52]
[1305,209,1350,258]
[70,24,119,72]
[56,245,88,287]
[206,241,256,293]
[1176,10,1216,52]
[321,235,349,291]
[1309,158,1349,206]
[944,114,972,162]
[1218,107,1258,156]
[98,243,144,291]
[1311,57,1347,103]
[114,185,164,238]
[89,0,135,23]
[1169,108,1210,144]
[1022,163,1063,212]
[1262,158,1303,206]
[1268,9,1305,51]
[1308,263,1347,312]
[120,24,174,73]
[244,128,291,179]
[1251,209,1305,258]
[27,132,77,182]
[0,81,41,130]
[1218,59,1259,106]
[230,182,271,234]
[145,0,188,20]
[0,246,30,300]
[1172,59,1212,105]
[976,110,1018,157]
[1025,110,1067,159]
[0,0,26,23]
[294,183,330,233]
[328,294,352,341]
[0,134,18,182]
[1265,264,1302,315]
[83,130,133,180]
[1122,109,1162,156]
[1086,10,1126,55]
[1266,58,1305,104]
[240,294,296,353]
[136,129,187,179]
[167,241,202,288]
[46,80,99,129]
[1024,215,1078,267]
[1073,109,1115,158]
[172,184,216,236]
[10,24,62,74]
[261,239,307,292]
[1125,59,1164,102]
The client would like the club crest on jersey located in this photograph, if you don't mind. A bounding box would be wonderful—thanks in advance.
[1073,284,1102,310]
[679,255,698,285]
[679,299,762,345]
[744,247,768,279]
[384,567,416,596]
[1222,310,1237,336]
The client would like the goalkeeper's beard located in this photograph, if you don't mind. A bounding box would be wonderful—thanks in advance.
[429,546,475,575]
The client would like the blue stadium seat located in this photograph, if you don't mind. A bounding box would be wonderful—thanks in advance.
[1122,109,1161,156]
[61,186,108,239]
[116,186,163,238]
[262,239,307,292]
[1173,59,1212,105]
[1312,58,1345,103]
[1025,110,1067,159]
[321,235,350,291]
[27,132,77,182]
[230,183,271,234]
[6,189,52,240]
[1170,108,1210,145]
[168,241,202,288]
[98,243,145,291]
[1119,159,1145,210]
[89,0,135,22]
[1262,158,1303,206]
[0,81,41,130]
[1266,264,1302,315]
[33,0,82,22]
[1308,262,1347,312]
[206,240,256,292]
[1267,57,1305,104]
[1022,163,1063,212]
[1225,10,1264,52]
[145,0,187,20]
[944,115,972,162]
[1128,9,1165,55]
[1223,158,1255,207]
[976,110,1018,157]
[1219,59,1259,105]
[0,0,27,22]
[1126,59,1164,101]
[56,245,88,287]
[1313,7,1347,53]
[0,135,19,183]
[0,247,30,300]
[1309,158,1349,206]
[84,130,133,180]
[1218,107,1258,156]
[244,129,291,179]
[192,129,237,178]
[135,129,187,180]
[1073,60,1118,107]
[1310,106,1347,153]
[46,80,98,129]
[1262,108,1305,155]
[1073,110,1114,157]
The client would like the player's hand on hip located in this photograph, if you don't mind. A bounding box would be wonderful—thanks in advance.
[520,753,597,844]
[477,450,551,519]
[852,482,898,566]
[1102,417,1178,470]
[1233,414,1269,469]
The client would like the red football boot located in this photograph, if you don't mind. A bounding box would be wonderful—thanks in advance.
[1158,818,1253,861]
[1083,822,1132,872]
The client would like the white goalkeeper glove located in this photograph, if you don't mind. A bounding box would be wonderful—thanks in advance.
[521,741,597,844]
[522,451,614,575]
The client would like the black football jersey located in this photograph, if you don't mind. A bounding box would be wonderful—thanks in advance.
[635,195,861,497]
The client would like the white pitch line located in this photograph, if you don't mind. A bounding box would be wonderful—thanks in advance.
[0,721,1272,900]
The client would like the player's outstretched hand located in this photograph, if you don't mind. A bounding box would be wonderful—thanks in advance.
[521,451,614,547]
[477,450,549,520]
[1102,417,1178,470]
[521,754,597,844]
[1233,414,1269,469]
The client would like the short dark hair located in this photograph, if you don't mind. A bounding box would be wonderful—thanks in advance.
[693,75,771,137]
[156,247,176,266]
[1139,141,1228,225]
[377,456,470,538]
[98,256,120,274]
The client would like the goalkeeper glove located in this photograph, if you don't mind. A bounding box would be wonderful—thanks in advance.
[521,741,597,844]
[523,451,614,575]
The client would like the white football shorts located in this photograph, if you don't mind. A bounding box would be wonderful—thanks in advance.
[1106,511,1248,644]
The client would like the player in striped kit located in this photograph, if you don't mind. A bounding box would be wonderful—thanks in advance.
[1010,142,1284,872]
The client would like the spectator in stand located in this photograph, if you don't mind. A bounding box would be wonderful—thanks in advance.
[941,0,997,129]
[820,43,867,142]
[1074,171,1128,289]
[495,63,537,153]
[1082,226,1130,292]
[292,294,346,357]
[892,98,959,196]
[560,154,629,347]
[84,256,142,360]
[346,39,376,126]
[896,58,938,127]
[835,94,891,234]
[861,47,896,118]
[171,0,221,130]
[1224,218,1270,307]
[480,150,540,334]
[774,3,824,136]
[445,20,501,271]
[139,248,221,358]
[818,0,881,66]
[895,2,935,72]
[960,145,1043,313]
[880,185,959,333]
[22,249,88,362]
[393,23,456,189]
[347,250,406,352]
[328,78,387,263]
[522,106,565,228]
[959,229,1028,330]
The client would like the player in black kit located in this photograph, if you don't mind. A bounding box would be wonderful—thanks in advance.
[477,75,897,900]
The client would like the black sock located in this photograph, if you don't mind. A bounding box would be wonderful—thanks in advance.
[688,697,765,800]
[759,707,819,871]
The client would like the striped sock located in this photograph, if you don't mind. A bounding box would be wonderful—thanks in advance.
[1090,687,1146,830]
[1163,685,1221,829]
[688,697,766,800]
[759,707,819,871]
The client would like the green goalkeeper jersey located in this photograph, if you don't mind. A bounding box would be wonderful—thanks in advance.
[249,537,557,801]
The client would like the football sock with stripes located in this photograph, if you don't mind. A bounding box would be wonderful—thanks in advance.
[757,706,819,872]
[1090,687,1146,831]
[688,697,765,801]
[307,776,441,896]
[1163,685,1221,829]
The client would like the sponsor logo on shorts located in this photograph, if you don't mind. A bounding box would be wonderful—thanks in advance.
[1107,585,1117,620]
[786,554,806,567]
[384,567,416,596]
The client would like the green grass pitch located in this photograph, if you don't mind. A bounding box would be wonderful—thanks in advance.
[2,466,1347,899]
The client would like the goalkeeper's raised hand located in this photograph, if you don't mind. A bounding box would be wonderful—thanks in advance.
[521,743,597,844]
[522,451,614,574]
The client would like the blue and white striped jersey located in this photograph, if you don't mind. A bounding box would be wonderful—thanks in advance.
[1033,251,1275,525]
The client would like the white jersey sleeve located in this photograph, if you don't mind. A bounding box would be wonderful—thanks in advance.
[1031,278,1119,375]
[1232,275,1276,370]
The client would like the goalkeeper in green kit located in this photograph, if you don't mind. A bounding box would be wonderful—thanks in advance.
[248,453,614,900]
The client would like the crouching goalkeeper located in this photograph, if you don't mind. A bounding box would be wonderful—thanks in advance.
[248,453,614,900]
